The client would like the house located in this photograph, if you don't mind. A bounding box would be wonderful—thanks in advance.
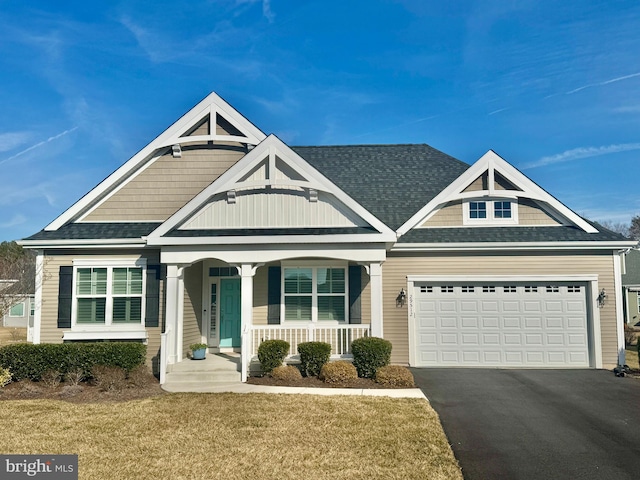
[1,294,34,330]
[623,249,640,327]
[19,92,636,382]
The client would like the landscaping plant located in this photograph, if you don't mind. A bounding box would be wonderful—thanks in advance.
[351,336,392,378]
[375,365,415,387]
[257,339,290,374]
[270,365,302,382]
[297,341,331,377]
[319,361,358,384]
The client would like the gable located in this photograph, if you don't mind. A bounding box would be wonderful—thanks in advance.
[148,135,396,244]
[398,150,599,237]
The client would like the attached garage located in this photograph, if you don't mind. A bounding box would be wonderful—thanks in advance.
[408,277,600,368]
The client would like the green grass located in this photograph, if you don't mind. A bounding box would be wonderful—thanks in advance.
[0,393,462,480]
[625,347,639,370]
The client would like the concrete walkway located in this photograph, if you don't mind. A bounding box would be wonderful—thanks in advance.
[162,381,427,398]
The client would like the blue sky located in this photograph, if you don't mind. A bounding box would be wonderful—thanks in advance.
[1,0,639,241]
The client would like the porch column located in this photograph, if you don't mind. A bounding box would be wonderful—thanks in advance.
[369,262,384,337]
[165,265,185,365]
[239,264,257,383]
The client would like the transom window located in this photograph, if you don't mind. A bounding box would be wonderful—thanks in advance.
[283,266,346,322]
[73,262,145,327]
[464,199,518,225]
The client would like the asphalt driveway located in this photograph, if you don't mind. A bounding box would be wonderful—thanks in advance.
[412,369,640,480]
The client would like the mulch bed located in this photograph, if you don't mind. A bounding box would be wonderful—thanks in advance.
[247,375,402,389]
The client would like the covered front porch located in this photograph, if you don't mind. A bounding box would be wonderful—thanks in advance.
[158,249,385,384]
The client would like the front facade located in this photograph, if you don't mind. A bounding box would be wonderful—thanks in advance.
[21,93,636,381]
[623,249,640,326]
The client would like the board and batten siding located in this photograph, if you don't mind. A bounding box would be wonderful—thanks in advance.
[39,251,164,370]
[182,263,203,357]
[83,145,246,222]
[382,251,618,367]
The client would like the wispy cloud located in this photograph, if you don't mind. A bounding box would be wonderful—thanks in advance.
[0,214,26,229]
[0,127,78,166]
[565,72,640,95]
[0,132,31,152]
[488,107,509,116]
[524,143,640,169]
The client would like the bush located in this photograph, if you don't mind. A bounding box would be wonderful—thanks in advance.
[65,367,85,386]
[270,365,302,382]
[0,366,11,388]
[40,370,62,389]
[297,342,332,377]
[257,339,290,374]
[351,337,392,378]
[92,365,127,391]
[319,361,358,384]
[126,365,153,387]
[375,365,415,387]
[0,342,147,381]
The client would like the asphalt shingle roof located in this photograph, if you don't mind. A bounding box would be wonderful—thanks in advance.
[292,144,469,231]
[24,222,162,241]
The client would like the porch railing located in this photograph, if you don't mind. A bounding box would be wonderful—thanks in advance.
[250,324,370,358]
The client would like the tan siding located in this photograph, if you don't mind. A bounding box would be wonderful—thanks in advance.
[252,266,269,326]
[382,252,619,367]
[40,250,164,369]
[360,267,371,324]
[182,263,203,357]
[464,173,487,192]
[84,146,246,221]
[494,172,519,190]
[421,200,462,227]
[185,117,209,136]
[519,199,561,225]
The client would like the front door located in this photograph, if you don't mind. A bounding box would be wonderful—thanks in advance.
[219,278,241,348]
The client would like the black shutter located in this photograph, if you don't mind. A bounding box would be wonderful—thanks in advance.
[57,266,73,328]
[145,265,161,328]
[349,265,362,324]
[267,266,281,325]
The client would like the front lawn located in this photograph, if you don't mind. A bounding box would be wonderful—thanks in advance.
[625,347,639,370]
[0,393,462,480]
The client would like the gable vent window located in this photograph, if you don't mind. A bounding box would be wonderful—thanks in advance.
[469,202,487,219]
[464,199,518,225]
[494,201,512,218]
[483,286,496,293]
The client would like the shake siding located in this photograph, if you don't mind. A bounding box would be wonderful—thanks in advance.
[182,263,203,357]
[464,174,486,191]
[421,201,462,227]
[382,252,618,367]
[40,250,163,369]
[519,199,561,225]
[84,145,246,221]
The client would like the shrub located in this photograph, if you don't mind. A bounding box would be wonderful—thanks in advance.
[92,365,127,391]
[297,342,332,377]
[40,370,62,389]
[65,367,85,386]
[0,366,11,388]
[270,365,302,382]
[0,342,147,381]
[375,365,415,387]
[257,339,290,374]
[319,361,358,384]
[351,337,392,378]
[126,365,153,387]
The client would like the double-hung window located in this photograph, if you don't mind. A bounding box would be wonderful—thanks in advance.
[73,260,145,328]
[283,265,347,322]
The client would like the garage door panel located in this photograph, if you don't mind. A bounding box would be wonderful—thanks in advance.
[414,281,590,367]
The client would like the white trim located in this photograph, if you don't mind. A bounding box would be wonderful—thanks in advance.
[369,262,384,337]
[63,330,148,341]
[8,302,25,317]
[20,240,147,249]
[33,251,43,344]
[462,198,518,226]
[406,274,602,368]
[614,253,625,365]
[147,134,395,242]
[73,258,147,267]
[397,150,599,236]
[45,92,266,231]
[392,240,638,252]
[148,233,396,246]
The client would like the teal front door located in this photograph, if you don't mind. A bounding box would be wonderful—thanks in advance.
[219,278,241,348]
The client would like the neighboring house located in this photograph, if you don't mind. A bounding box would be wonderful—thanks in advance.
[19,92,636,382]
[623,249,640,327]
[1,294,34,329]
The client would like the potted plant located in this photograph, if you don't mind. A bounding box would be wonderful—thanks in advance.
[190,343,208,360]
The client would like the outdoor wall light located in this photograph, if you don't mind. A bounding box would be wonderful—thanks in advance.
[396,288,407,307]
[597,288,607,308]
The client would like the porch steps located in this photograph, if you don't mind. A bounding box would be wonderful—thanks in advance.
[162,352,242,392]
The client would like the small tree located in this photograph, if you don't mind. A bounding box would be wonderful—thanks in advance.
[630,215,640,241]
[0,241,36,319]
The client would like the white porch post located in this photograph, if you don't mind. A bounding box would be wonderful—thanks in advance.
[369,262,384,337]
[165,265,185,365]
[32,250,44,344]
[239,264,257,383]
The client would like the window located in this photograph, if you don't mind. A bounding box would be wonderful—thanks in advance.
[9,302,24,317]
[461,286,475,293]
[29,299,35,317]
[73,262,145,327]
[494,201,512,218]
[504,286,517,293]
[469,202,487,219]
[283,266,346,322]
[464,199,518,225]
[483,286,496,293]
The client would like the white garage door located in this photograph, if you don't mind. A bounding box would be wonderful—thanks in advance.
[413,282,590,367]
